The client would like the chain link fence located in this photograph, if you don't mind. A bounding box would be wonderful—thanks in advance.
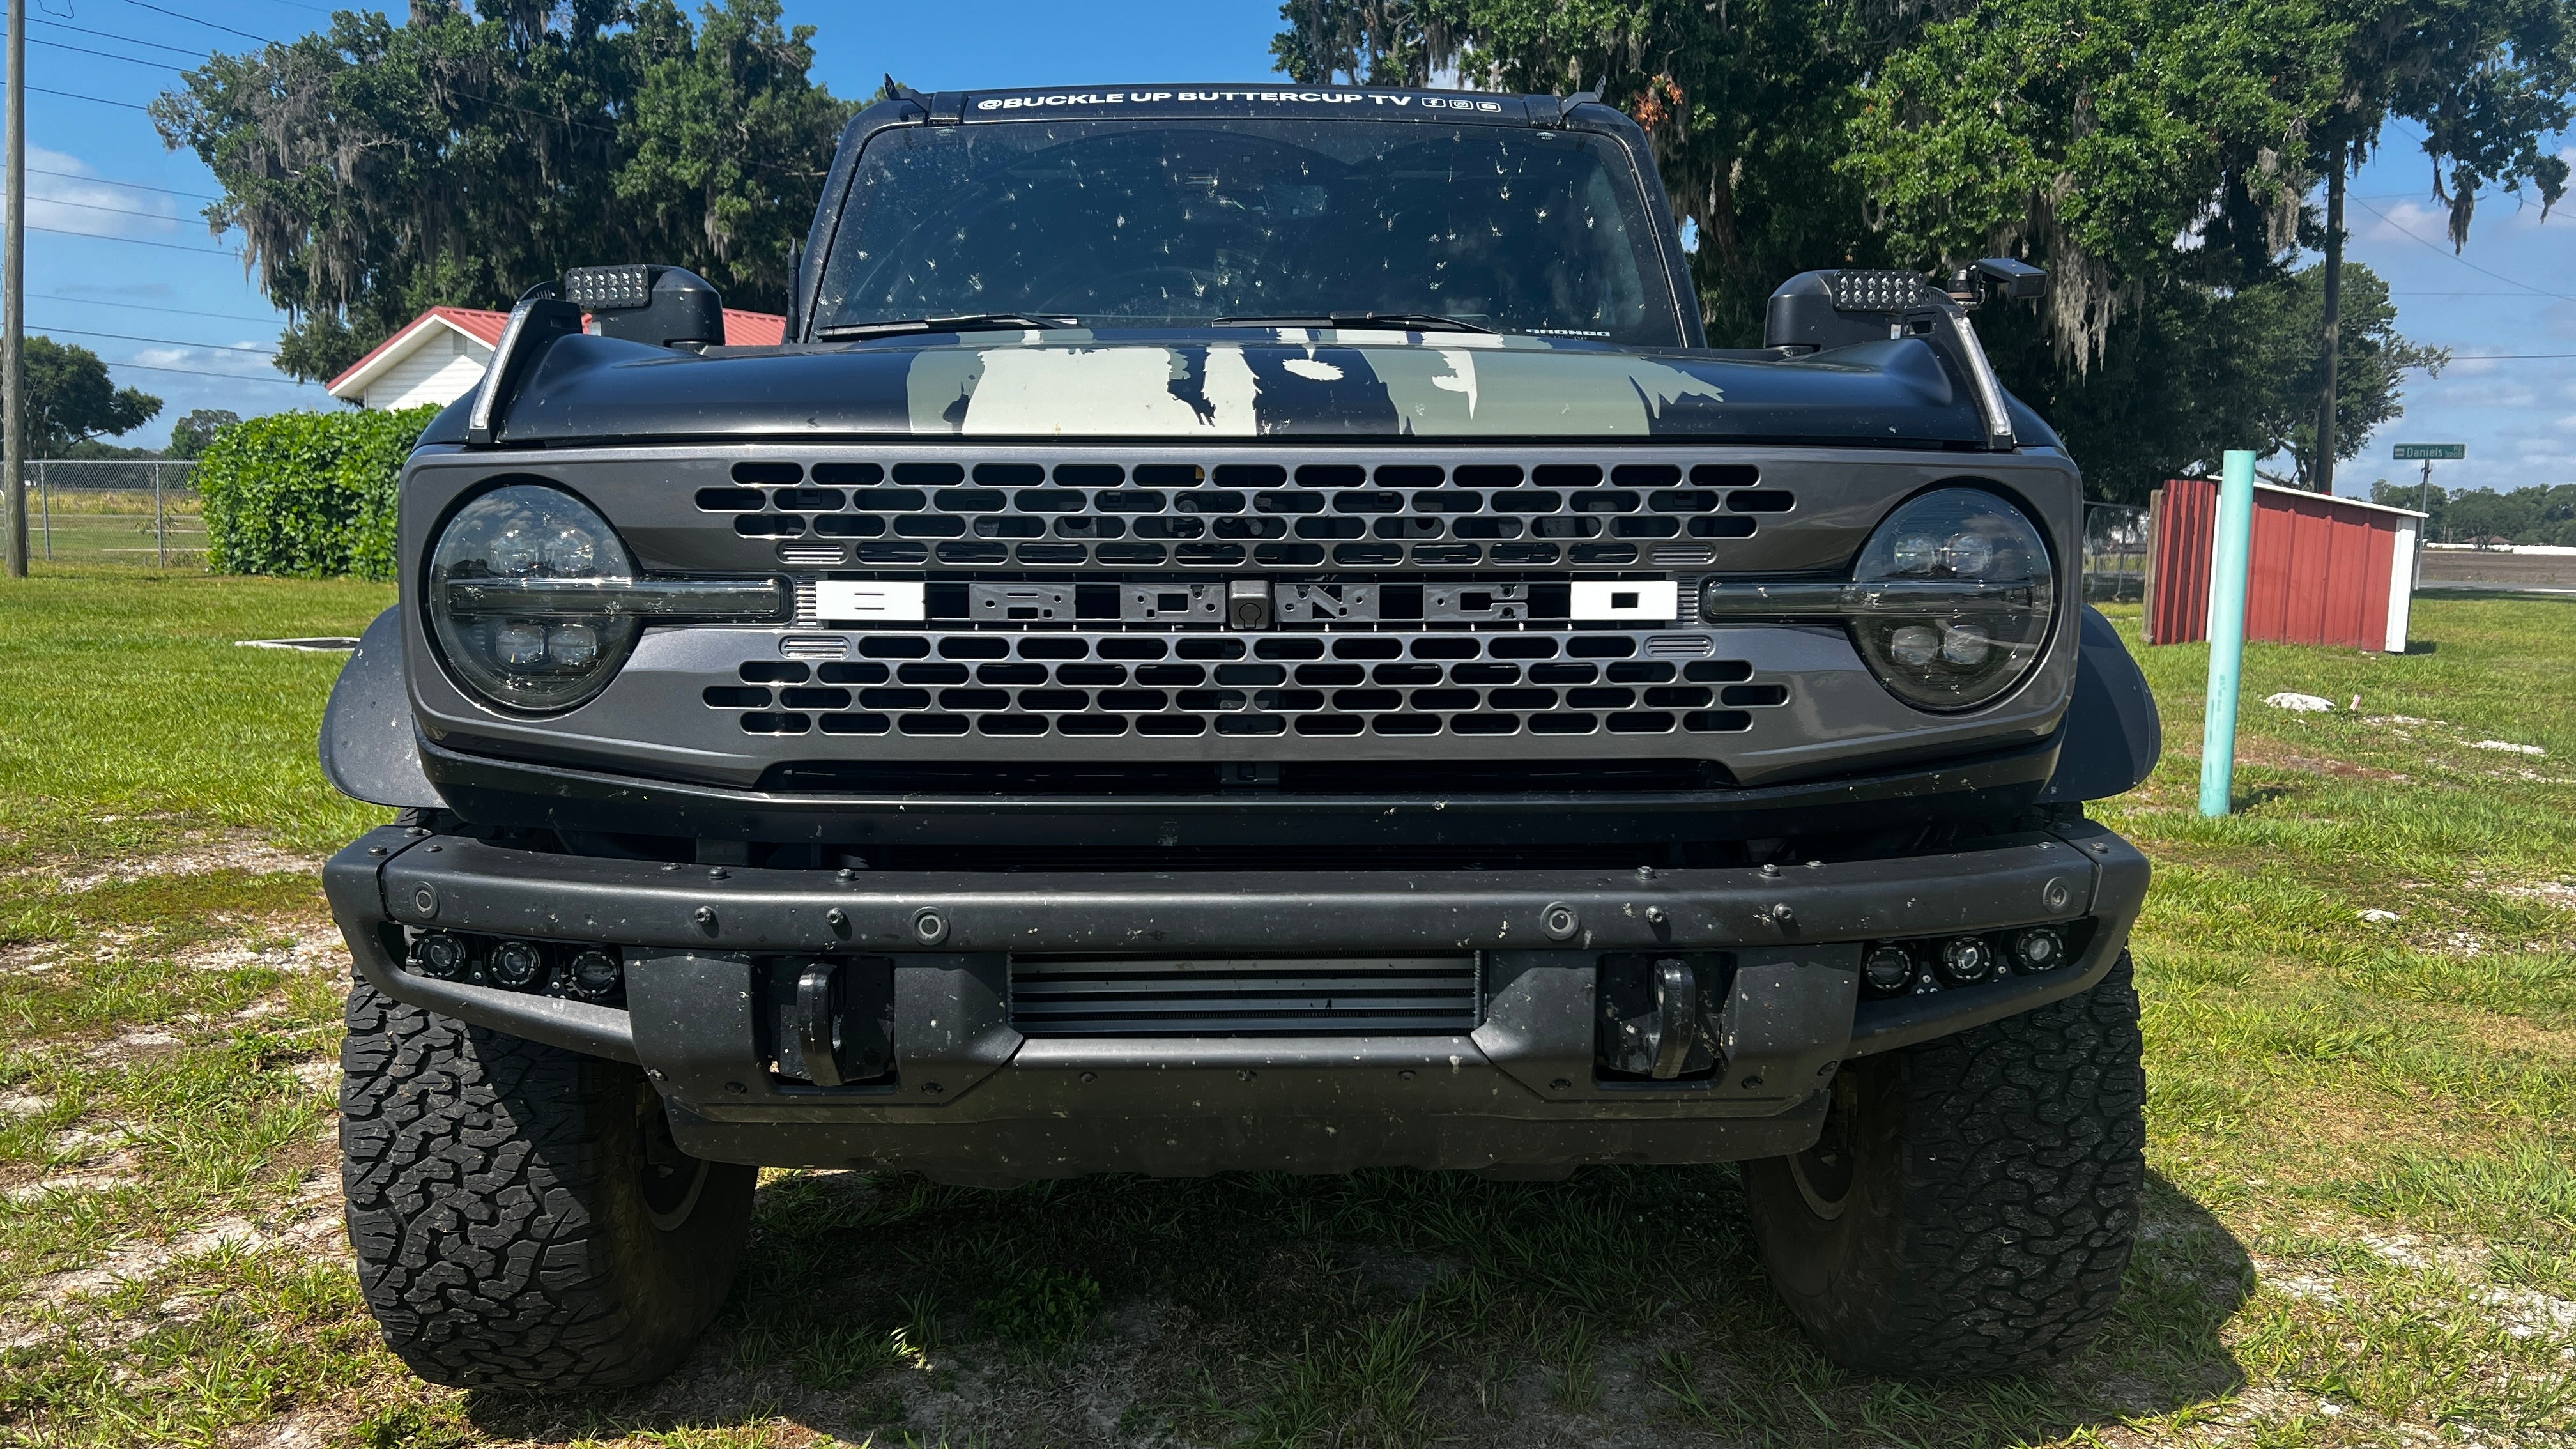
[4,460,205,568]
[2083,502,2148,604]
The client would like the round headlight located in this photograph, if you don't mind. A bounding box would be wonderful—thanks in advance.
[427,484,640,712]
[1848,487,2055,710]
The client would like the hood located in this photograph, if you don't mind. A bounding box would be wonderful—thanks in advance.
[486,326,2005,448]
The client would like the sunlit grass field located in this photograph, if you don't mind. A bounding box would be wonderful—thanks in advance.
[0,567,2568,1447]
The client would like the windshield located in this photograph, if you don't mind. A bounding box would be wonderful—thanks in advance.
[812,118,1682,345]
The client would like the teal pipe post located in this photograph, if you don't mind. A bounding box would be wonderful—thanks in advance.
[2198,450,2258,816]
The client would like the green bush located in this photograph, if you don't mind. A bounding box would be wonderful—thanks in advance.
[197,407,438,579]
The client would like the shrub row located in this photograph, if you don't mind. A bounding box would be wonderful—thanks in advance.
[198,407,438,580]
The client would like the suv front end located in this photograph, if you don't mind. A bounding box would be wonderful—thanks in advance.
[319,82,2160,1391]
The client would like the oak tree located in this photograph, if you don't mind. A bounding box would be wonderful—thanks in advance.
[26,337,164,457]
[153,0,856,383]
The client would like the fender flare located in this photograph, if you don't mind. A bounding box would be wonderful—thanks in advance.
[319,606,443,809]
[2037,604,2163,804]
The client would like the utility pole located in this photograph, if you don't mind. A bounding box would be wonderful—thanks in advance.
[2312,141,2345,497]
[3,0,24,578]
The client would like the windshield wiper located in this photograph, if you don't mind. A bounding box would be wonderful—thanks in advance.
[1212,312,1496,335]
[815,313,1073,340]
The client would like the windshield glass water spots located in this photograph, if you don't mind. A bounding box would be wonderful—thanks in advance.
[814,120,1678,345]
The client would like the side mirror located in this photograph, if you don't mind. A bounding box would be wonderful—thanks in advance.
[565,264,728,349]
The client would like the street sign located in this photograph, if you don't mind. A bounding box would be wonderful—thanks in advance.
[2393,443,2466,460]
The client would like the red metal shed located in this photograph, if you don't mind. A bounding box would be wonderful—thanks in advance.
[2144,477,2423,651]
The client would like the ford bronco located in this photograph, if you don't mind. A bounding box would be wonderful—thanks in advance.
[319,83,2161,1390]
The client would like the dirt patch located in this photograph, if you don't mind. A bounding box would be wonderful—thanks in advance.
[2417,549,2576,591]
[1,941,72,976]
[85,1031,183,1062]
[4,1158,142,1204]
[180,924,348,976]
[2495,879,2576,912]
[2232,735,2405,781]
[0,1091,52,1120]
[14,830,323,895]
[231,1409,340,1449]
[13,1171,349,1318]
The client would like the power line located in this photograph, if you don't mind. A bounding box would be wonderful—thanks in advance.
[27,224,233,256]
[15,194,188,224]
[2351,197,2576,301]
[12,84,155,112]
[118,2,280,47]
[30,17,213,61]
[100,358,308,385]
[32,291,279,323]
[2447,353,2576,361]
[27,325,277,355]
[29,167,220,203]
[31,36,183,71]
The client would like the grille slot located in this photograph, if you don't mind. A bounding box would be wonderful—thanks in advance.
[1009,956,1481,1036]
[693,461,1785,569]
[707,631,1768,739]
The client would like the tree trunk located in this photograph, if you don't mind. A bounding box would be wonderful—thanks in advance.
[2313,150,2345,494]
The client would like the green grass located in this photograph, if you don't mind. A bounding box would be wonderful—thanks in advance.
[0,567,394,860]
[0,571,2569,1448]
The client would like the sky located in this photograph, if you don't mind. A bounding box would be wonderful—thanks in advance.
[6,0,2572,500]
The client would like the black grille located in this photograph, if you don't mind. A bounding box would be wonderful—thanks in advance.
[754,758,1733,796]
[705,631,1778,740]
[705,459,1788,571]
[1009,956,1480,1036]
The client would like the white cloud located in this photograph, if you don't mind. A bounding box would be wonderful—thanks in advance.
[2418,375,2534,408]
[6,146,183,240]
[2554,412,2576,433]
[2361,197,2448,243]
[128,345,285,380]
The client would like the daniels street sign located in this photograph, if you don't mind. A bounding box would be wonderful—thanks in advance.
[2393,443,2467,460]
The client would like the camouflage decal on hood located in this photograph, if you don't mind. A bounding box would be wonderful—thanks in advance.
[493,326,1991,447]
[901,334,1729,438]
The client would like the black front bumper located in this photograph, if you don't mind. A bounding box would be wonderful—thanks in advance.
[323,820,2147,1183]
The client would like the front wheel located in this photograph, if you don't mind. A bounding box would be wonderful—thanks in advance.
[340,980,756,1389]
[1744,952,2146,1376]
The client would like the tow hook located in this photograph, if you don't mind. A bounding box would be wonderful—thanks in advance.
[1597,953,1730,1080]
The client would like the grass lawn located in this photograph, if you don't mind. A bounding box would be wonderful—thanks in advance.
[0,567,2570,1448]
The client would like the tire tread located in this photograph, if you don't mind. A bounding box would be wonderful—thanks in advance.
[341,978,733,1389]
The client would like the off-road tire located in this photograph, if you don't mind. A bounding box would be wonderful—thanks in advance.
[340,979,756,1389]
[1744,951,2145,1376]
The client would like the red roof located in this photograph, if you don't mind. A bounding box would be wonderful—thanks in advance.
[328,303,790,398]
[723,309,786,345]
[441,307,513,346]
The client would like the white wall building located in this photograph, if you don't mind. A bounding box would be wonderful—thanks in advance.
[326,309,510,411]
[326,305,790,410]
